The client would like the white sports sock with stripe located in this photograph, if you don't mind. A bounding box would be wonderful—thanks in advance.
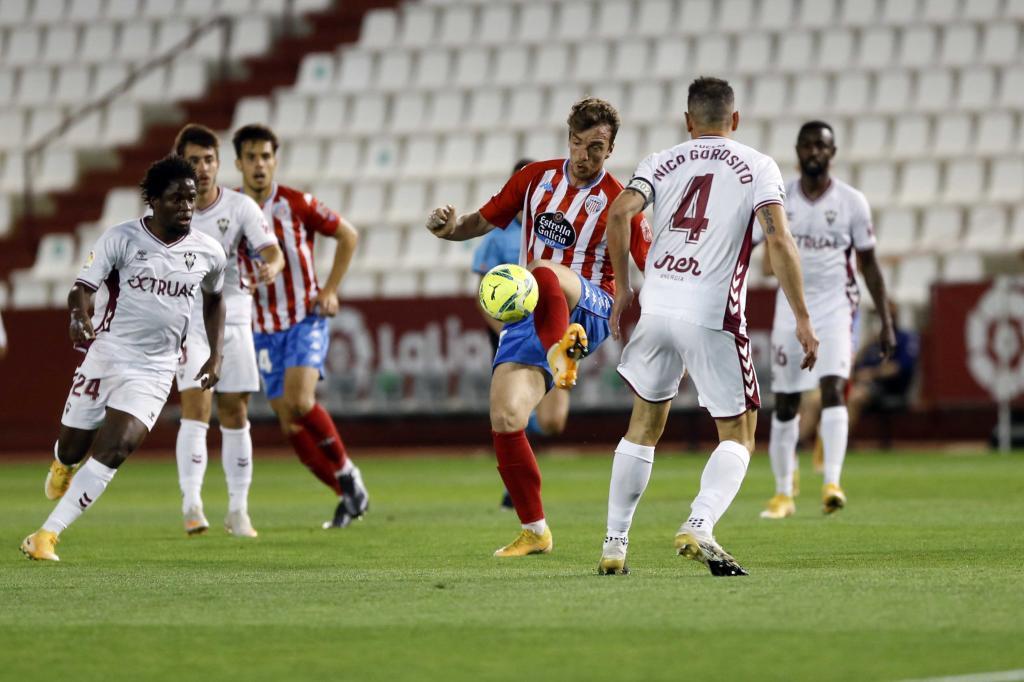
[821,406,849,486]
[176,419,208,514]
[221,422,253,514]
[769,414,800,496]
[683,440,751,538]
[42,458,117,534]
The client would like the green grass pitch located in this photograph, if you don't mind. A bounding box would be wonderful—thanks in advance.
[2,448,1022,682]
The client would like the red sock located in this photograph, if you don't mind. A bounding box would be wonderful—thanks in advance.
[532,266,569,350]
[492,430,544,524]
[295,403,349,470]
[288,428,342,494]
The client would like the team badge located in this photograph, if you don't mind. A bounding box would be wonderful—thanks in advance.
[273,203,289,221]
[534,211,577,250]
[825,209,838,226]
[584,194,606,215]
[134,249,148,261]
[217,218,230,235]
[184,252,196,270]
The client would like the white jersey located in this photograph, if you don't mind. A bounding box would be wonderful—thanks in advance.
[627,135,786,334]
[769,178,875,330]
[186,187,275,327]
[75,218,226,370]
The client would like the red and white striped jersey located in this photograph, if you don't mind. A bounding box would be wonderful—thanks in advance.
[479,159,651,295]
[241,183,341,334]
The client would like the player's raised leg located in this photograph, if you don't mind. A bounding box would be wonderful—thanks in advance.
[177,387,213,534]
[762,391,800,519]
[44,427,96,501]
[599,396,670,575]
[819,375,849,514]
[217,392,257,537]
[491,362,553,557]
[22,409,149,561]
[528,261,587,389]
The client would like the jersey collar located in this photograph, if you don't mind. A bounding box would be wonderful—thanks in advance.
[562,160,606,190]
[797,178,834,205]
[139,217,190,248]
[196,186,223,214]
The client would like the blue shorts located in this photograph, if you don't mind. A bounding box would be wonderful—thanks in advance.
[253,315,330,399]
[494,273,612,391]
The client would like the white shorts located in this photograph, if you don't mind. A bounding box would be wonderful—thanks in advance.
[770,316,852,394]
[61,351,174,432]
[176,323,260,393]
[618,313,760,418]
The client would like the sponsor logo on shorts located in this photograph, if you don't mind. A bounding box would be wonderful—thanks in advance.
[534,212,577,250]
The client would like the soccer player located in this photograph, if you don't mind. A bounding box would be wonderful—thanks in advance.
[172,124,284,538]
[426,98,651,557]
[760,121,895,519]
[232,124,369,529]
[596,77,818,576]
[20,155,227,562]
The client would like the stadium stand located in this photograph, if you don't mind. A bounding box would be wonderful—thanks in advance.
[0,0,1022,311]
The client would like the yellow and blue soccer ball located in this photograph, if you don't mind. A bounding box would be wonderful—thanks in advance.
[478,263,539,323]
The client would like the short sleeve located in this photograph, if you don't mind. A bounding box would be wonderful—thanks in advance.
[478,165,536,229]
[629,213,652,271]
[202,249,226,294]
[303,192,342,236]
[471,231,498,274]
[752,156,787,213]
[76,227,126,290]
[850,189,876,251]
[240,196,277,252]
[625,154,658,210]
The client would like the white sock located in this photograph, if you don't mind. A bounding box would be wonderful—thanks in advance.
[221,422,253,514]
[523,519,547,535]
[821,406,849,486]
[606,438,655,537]
[769,415,800,496]
[42,458,117,534]
[176,419,209,513]
[684,440,751,538]
[337,458,354,476]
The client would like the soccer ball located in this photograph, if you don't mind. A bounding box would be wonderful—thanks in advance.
[479,264,539,323]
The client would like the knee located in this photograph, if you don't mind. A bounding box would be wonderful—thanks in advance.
[491,403,530,434]
[92,436,136,469]
[820,378,846,408]
[774,394,800,422]
[217,397,249,429]
[283,395,316,422]
[737,435,756,453]
[536,411,567,436]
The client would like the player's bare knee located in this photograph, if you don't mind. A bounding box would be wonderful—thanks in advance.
[536,412,567,436]
[490,404,530,433]
[216,394,249,429]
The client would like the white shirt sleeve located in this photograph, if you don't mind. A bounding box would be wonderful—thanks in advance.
[626,153,658,210]
[201,250,226,294]
[850,189,877,251]
[240,195,277,253]
[752,156,787,212]
[76,227,126,290]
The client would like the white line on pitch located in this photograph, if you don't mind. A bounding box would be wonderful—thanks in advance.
[900,670,1024,682]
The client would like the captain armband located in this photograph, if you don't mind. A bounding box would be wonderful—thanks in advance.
[624,177,655,210]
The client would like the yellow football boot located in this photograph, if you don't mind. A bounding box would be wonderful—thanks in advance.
[597,536,629,575]
[822,483,847,514]
[184,505,210,535]
[759,493,796,519]
[674,531,748,577]
[546,323,588,389]
[20,529,60,562]
[44,459,78,500]
[493,527,553,557]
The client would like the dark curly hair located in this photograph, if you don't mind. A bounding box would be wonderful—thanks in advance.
[566,97,620,143]
[140,154,197,203]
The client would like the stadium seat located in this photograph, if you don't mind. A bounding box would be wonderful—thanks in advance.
[279,139,322,185]
[799,0,835,27]
[918,206,962,252]
[963,0,1000,19]
[832,72,871,114]
[778,32,816,72]
[437,4,474,47]
[389,92,426,134]
[412,49,451,91]
[735,34,771,74]
[116,20,152,61]
[335,50,373,93]
[899,160,940,205]
[399,136,438,178]
[376,51,411,92]
[839,0,877,25]
[530,45,569,85]
[941,252,984,282]
[15,67,54,106]
[346,181,386,224]
[341,271,377,299]
[421,268,464,297]
[1009,207,1024,249]
[465,89,505,130]
[426,90,467,132]
[575,42,610,83]
[858,161,898,206]
[379,270,419,298]
[522,128,563,162]
[899,26,937,68]
[398,4,437,48]
[980,24,1019,65]
[9,270,50,309]
[322,139,361,181]
[0,193,10,237]
[62,110,104,150]
[847,117,888,161]
[942,160,985,204]
[858,28,895,69]
[874,71,912,113]
[295,53,335,93]
[766,119,802,162]
[155,18,190,54]
[623,82,664,124]
[874,207,918,257]
[555,1,595,40]
[880,0,918,25]
[506,89,544,130]
[932,113,971,156]
[515,3,554,44]
[271,96,310,139]
[128,64,168,103]
[652,41,689,79]
[100,187,144,226]
[40,25,78,64]
[718,0,755,31]
[545,84,585,126]
[167,60,207,101]
[0,110,25,152]
[27,108,62,147]
[430,178,471,214]
[892,254,938,306]
[493,45,529,87]
[998,67,1024,108]
[792,75,829,116]
[401,224,444,265]
[30,233,76,281]
[229,16,270,59]
[387,181,428,223]
[438,133,476,175]
[453,46,490,88]
[693,34,730,73]
[478,132,519,175]
[359,9,396,49]
[595,0,633,39]
[362,137,400,179]
[891,116,931,159]
[914,69,956,113]
[940,24,977,66]
[104,0,140,21]
[987,158,1024,201]
[975,111,1016,154]
[922,0,959,23]
[749,75,788,119]
[478,3,515,45]
[348,94,387,135]
[635,0,673,36]
[0,0,29,26]
[957,67,996,111]
[358,225,403,272]
[308,95,346,137]
[963,205,1008,252]
[5,25,41,65]
[52,65,91,106]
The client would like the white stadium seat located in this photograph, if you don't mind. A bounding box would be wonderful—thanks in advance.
[530,45,569,85]
[279,139,322,185]
[735,34,771,74]
[915,70,954,112]
[105,0,141,21]
[957,67,996,111]
[799,0,835,27]
[102,103,142,146]
[295,53,336,93]
[899,26,937,68]
[359,9,396,48]
[975,112,1016,154]
[899,160,941,205]
[493,45,530,87]
[465,89,505,130]
[596,0,634,39]
[941,252,984,282]
[53,65,92,106]
[778,32,816,72]
[438,133,476,175]
[376,51,411,92]
[515,3,554,44]
[387,181,428,223]
[848,117,889,161]
[858,161,898,206]
[270,96,310,139]
[858,28,895,69]
[100,187,144,226]
[963,206,1008,252]
[348,94,386,135]
[839,0,876,25]
[437,5,475,47]
[693,34,730,73]
[718,0,754,31]
[651,41,689,79]
[832,72,871,113]
[891,116,930,159]
[880,0,918,25]
[335,50,373,93]
[758,0,797,31]
[980,24,1019,65]
[322,139,362,181]
[478,4,514,45]
[874,72,912,113]
[478,132,519,175]
[40,25,78,64]
[918,206,962,252]
[874,208,918,257]
[636,0,674,37]
[453,47,490,88]
[507,89,545,130]
[230,16,271,59]
[398,5,437,48]
[893,255,939,306]
[309,96,347,137]
[988,158,1024,201]
[942,160,985,204]
[940,24,977,66]
[362,137,400,179]
[574,43,610,83]
[922,0,959,23]
[412,50,450,90]
[932,113,971,156]
[116,20,152,61]
[400,137,439,178]
[426,92,465,133]
[554,1,595,40]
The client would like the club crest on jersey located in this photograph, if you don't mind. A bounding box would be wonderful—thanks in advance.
[534,211,577,250]
[584,194,606,215]
[217,218,230,234]
[825,209,838,226]
[184,252,196,270]
[134,249,147,261]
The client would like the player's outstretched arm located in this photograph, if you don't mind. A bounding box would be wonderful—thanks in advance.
[425,206,495,241]
[254,243,285,285]
[758,203,819,370]
[197,289,225,390]
[67,284,96,345]
[606,190,646,340]
[315,215,358,317]
[856,248,896,359]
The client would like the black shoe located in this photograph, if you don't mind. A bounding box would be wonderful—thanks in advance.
[500,490,514,510]
[337,466,369,519]
[322,500,353,529]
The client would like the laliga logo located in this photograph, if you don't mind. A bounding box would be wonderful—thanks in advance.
[966,280,1024,401]
[327,308,376,393]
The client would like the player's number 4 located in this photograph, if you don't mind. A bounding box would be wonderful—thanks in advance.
[258,349,273,373]
[672,174,714,243]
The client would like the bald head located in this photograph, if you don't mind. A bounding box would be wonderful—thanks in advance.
[687,77,736,129]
